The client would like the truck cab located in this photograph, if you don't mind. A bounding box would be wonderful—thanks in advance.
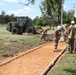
[7,17,36,35]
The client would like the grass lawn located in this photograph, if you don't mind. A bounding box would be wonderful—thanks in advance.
[42,26,57,34]
[48,53,76,75]
[0,25,55,58]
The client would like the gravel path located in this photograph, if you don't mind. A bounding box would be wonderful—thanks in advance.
[0,41,66,75]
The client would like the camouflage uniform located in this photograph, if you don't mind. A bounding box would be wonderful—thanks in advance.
[54,29,61,51]
[63,28,68,42]
[67,25,75,53]
[40,28,49,41]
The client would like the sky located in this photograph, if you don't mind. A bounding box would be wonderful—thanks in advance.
[0,0,76,19]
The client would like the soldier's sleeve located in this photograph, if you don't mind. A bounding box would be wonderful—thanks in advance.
[54,30,57,38]
[63,30,67,36]
[67,27,71,34]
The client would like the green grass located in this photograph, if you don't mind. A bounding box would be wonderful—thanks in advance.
[48,53,76,75]
[0,25,45,58]
[42,26,57,34]
[0,25,56,58]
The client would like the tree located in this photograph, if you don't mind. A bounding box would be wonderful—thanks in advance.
[63,10,75,24]
[1,11,5,16]
[26,0,64,21]
[21,0,65,27]
[33,16,42,26]
[19,0,35,5]
[36,18,42,26]
[0,11,6,26]
[0,11,15,24]
[5,15,11,23]
[39,0,64,29]
[10,14,15,21]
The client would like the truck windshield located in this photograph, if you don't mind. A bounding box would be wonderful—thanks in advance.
[16,17,26,24]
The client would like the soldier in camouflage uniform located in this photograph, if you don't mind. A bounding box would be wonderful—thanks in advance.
[40,28,49,41]
[63,25,68,42]
[53,26,61,52]
[66,21,75,53]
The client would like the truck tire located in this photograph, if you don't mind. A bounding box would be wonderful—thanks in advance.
[12,27,19,34]
[27,27,35,34]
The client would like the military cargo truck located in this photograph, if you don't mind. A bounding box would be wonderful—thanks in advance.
[6,17,37,35]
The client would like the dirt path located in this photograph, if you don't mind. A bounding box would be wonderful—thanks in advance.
[0,41,66,75]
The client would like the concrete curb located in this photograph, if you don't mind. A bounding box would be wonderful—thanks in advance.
[0,42,51,67]
[40,47,67,75]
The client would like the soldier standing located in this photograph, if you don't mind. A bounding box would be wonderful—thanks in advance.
[67,21,75,53]
[53,26,61,52]
[63,24,68,42]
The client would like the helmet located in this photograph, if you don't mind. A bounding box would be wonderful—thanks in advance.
[64,24,67,26]
[58,25,61,30]
[71,21,75,24]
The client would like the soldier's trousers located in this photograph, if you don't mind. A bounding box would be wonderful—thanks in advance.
[54,38,59,49]
[67,39,74,53]
[40,34,49,40]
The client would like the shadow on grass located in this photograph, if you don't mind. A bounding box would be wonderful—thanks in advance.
[63,68,76,75]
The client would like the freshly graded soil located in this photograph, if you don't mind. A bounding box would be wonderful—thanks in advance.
[0,41,66,75]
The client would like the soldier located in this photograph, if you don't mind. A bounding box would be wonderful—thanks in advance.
[53,26,61,52]
[66,21,75,53]
[40,28,49,41]
[63,24,68,42]
[63,24,68,31]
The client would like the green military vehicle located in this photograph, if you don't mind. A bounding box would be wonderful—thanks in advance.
[6,17,42,35]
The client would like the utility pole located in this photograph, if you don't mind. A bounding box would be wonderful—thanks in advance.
[61,0,63,25]
[71,3,76,20]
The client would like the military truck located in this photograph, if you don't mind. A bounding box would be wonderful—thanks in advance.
[6,17,39,35]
